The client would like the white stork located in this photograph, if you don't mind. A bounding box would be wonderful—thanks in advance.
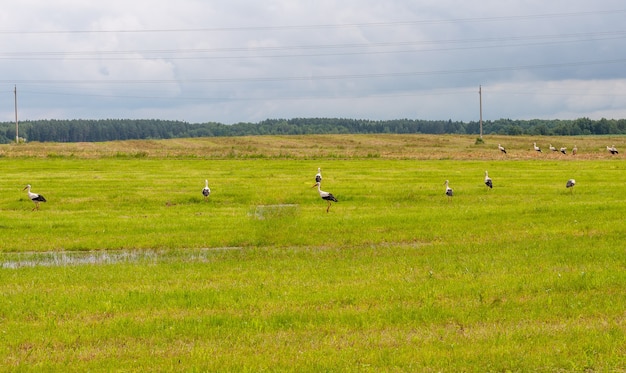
[484,171,493,189]
[533,142,541,153]
[560,146,567,155]
[607,145,619,154]
[549,144,557,152]
[566,179,576,193]
[312,182,337,212]
[202,180,210,200]
[444,180,453,200]
[498,144,507,154]
[572,145,578,155]
[23,184,47,211]
[314,168,322,185]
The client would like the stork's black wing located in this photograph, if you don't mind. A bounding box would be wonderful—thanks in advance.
[33,194,46,202]
[323,194,338,202]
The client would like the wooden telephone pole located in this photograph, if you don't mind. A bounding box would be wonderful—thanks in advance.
[14,85,19,143]
[478,85,483,139]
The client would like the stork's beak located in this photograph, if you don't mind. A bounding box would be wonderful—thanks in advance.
[311,183,318,188]
[22,186,27,191]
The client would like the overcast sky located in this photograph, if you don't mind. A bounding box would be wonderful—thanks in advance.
[2,1,626,124]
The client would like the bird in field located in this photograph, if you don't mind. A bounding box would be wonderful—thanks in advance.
[498,144,507,154]
[444,180,453,200]
[484,171,493,189]
[560,147,567,155]
[533,142,542,152]
[23,184,47,211]
[202,180,210,200]
[572,145,578,155]
[607,145,619,155]
[314,167,322,184]
[566,179,576,193]
[549,144,557,152]
[312,182,338,212]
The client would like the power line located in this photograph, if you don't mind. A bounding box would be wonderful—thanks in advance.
[19,88,473,102]
[18,84,626,105]
[2,30,625,61]
[2,9,625,35]
[3,58,625,85]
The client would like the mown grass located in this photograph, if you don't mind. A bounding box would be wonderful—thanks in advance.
[0,134,625,371]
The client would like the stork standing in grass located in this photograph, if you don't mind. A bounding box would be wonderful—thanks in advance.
[314,168,322,184]
[202,180,210,200]
[444,180,453,200]
[312,182,337,212]
[533,142,541,153]
[498,144,507,154]
[484,171,493,189]
[607,145,619,154]
[566,179,576,193]
[23,184,46,211]
[549,144,557,152]
[572,145,578,155]
[560,146,567,155]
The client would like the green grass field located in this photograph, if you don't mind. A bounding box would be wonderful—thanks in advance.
[0,135,625,371]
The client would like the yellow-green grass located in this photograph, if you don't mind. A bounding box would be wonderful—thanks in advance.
[0,133,623,160]
[0,135,625,371]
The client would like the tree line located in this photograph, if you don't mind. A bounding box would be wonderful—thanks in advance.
[1,117,625,143]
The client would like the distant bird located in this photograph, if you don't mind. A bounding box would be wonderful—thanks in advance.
[444,180,453,200]
[498,144,507,154]
[533,142,542,152]
[549,144,557,152]
[566,179,576,193]
[314,168,322,184]
[23,184,47,211]
[202,180,210,200]
[572,145,578,155]
[560,147,567,155]
[484,171,493,189]
[313,182,338,212]
[607,145,619,155]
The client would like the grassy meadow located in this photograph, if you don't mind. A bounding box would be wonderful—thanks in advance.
[0,134,625,371]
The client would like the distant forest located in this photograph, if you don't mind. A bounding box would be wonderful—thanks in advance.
[1,117,626,143]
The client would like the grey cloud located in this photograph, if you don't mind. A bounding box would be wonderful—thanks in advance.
[3,0,626,123]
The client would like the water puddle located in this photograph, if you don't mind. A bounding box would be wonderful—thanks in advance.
[250,204,299,220]
[0,248,242,269]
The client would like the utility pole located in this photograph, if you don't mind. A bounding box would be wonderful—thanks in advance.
[14,85,19,143]
[478,85,483,139]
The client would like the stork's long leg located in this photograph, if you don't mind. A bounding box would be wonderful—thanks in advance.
[327,201,331,212]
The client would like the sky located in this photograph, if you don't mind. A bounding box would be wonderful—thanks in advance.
[2,0,626,124]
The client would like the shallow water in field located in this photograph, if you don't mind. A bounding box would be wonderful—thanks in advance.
[249,204,299,220]
[0,248,242,269]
